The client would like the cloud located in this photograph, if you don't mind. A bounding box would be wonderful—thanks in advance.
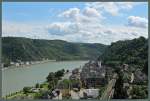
[83,7,102,18]
[48,22,147,44]
[46,22,69,35]
[2,21,50,39]
[2,20,148,45]
[46,22,80,36]
[59,7,103,24]
[127,16,148,28]
[2,2,148,45]
[58,8,80,21]
[86,2,146,16]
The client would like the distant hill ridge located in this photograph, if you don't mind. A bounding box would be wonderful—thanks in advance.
[2,36,148,72]
[2,37,107,66]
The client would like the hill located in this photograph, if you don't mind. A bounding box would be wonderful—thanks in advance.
[99,36,148,71]
[2,37,107,66]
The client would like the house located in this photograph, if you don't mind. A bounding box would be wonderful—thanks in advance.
[10,62,15,65]
[25,61,30,65]
[83,89,99,98]
[122,64,129,71]
[72,68,80,74]
[61,89,70,98]
[70,74,80,80]
[133,69,148,84]
[15,63,20,67]
[31,88,40,93]
[20,62,24,65]
[70,68,81,80]
[52,89,60,96]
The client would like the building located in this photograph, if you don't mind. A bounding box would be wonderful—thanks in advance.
[25,61,30,65]
[133,69,148,84]
[80,60,107,88]
[122,64,129,71]
[15,63,20,67]
[10,62,15,65]
[83,89,99,98]
[70,68,81,80]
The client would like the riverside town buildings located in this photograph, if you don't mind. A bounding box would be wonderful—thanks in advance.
[80,60,107,88]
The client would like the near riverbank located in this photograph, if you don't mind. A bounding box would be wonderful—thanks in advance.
[3,69,71,99]
[2,60,88,97]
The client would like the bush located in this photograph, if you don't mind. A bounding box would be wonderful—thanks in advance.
[130,85,148,99]
[55,69,65,79]
[99,86,106,97]
[35,83,40,88]
[23,87,32,94]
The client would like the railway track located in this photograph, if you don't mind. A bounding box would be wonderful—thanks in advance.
[101,73,118,100]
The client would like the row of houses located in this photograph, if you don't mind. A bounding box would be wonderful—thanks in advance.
[69,60,115,88]
[45,60,115,99]
[10,61,30,67]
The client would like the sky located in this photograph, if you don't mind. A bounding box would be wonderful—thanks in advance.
[2,2,148,45]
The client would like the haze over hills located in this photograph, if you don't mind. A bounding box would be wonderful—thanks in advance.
[2,37,107,66]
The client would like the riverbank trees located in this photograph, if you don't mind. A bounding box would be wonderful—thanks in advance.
[46,69,65,89]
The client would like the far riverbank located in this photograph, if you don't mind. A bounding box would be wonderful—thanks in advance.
[2,59,88,70]
[2,60,56,70]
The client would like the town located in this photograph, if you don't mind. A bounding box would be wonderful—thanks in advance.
[4,60,148,100]
[2,58,56,70]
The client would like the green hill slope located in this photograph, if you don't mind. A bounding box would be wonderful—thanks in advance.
[2,37,107,66]
[99,36,148,70]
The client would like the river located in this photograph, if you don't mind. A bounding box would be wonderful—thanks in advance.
[2,60,88,97]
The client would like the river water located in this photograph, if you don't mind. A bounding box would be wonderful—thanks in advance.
[2,60,87,96]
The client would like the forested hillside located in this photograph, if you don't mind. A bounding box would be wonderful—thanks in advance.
[2,36,148,71]
[2,37,107,66]
[99,37,148,71]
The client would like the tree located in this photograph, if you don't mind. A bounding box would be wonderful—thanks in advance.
[23,87,31,94]
[99,86,105,97]
[66,69,69,73]
[46,72,60,89]
[60,79,71,89]
[55,69,65,79]
[130,85,148,99]
[101,37,148,70]
[113,70,128,99]
[142,60,148,75]
[35,83,40,88]
[46,72,55,82]
[48,84,53,90]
